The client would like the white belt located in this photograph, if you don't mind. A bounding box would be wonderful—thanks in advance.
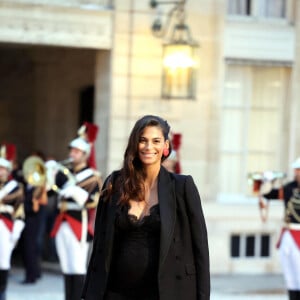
[75,168,94,182]
[285,223,300,230]
[58,202,82,211]
[0,205,14,214]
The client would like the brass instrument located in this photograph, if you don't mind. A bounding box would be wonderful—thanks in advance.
[247,171,286,196]
[22,156,47,187]
[23,156,76,191]
[22,156,47,211]
[45,158,76,191]
[248,171,286,222]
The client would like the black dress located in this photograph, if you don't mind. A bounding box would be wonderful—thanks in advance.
[106,204,161,300]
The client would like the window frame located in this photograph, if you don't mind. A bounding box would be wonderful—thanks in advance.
[219,63,290,204]
[226,0,294,24]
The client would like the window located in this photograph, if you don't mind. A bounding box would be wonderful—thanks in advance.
[257,0,286,18]
[231,235,241,257]
[230,233,271,258]
[245,235,255,256]
[227,0,289,20]
[261,234,270,257]
[227,0,251,16]
[220,64,290,202]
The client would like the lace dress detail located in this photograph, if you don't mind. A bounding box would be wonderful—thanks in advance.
[106,204,160,299]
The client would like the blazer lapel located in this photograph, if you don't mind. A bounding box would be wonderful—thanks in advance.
[158,167,176,273]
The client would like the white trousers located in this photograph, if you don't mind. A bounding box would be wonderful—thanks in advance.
[55,222,89,274]
[0,220,14,269]
[279,230,300,290]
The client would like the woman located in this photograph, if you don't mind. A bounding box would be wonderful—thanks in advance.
[82,115,210,300]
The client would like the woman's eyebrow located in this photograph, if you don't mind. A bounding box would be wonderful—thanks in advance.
[140,137,162,140]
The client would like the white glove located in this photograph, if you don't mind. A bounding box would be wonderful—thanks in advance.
[59,185,88,207]
[45,160,59,191]
[11,219,25,247]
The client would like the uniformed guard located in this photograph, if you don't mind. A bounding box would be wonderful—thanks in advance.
[162,149,178,172]
[162,133,182,174]
[259,158,300,300]
[0,144,24,300]
[50,123,102,300]
[171,132,182,174]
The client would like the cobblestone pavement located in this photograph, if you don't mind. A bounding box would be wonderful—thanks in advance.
[7,264,288,300]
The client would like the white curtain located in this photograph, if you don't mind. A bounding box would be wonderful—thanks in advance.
[227,0,249,15]
[257,0,286,18]
[228,0,286,18]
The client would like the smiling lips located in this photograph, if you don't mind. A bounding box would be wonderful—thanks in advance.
[141,152,157,158]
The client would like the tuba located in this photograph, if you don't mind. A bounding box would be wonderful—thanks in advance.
[22,156,76,191]
[22,155,48,209]
[22,156,47,187]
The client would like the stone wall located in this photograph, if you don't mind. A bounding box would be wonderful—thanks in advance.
[107,0,221,202]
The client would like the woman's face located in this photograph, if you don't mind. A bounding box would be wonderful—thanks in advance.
[138,126,168,167]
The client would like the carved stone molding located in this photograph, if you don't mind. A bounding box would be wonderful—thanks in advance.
[0,3,112,49]
[1,0,109,6]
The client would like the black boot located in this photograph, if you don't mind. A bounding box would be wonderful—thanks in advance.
[64,275,72,300]
[0,270,8,300]
[70,275,85,300]
[288,290,299,300]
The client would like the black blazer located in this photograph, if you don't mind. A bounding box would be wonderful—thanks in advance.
[82,167,210,300]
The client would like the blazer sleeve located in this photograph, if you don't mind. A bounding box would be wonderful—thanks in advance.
[81,174,110,299]
[184,175,210,300]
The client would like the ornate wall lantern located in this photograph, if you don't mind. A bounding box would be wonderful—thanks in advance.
[150,0,199,99]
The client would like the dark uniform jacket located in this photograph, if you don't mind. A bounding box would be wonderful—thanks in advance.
[264,180,300,223]
[264,180,300,249]
[82,167,210,300]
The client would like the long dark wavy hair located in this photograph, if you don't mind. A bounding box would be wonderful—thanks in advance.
[113,115,172,205]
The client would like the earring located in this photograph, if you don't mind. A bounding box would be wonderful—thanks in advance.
[163,148,169,157]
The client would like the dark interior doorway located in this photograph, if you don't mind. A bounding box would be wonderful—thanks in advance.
[79,85,95,126]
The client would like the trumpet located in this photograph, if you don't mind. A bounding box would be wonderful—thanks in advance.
[247,171,286,195]
[45,158,76,192]
[248,171,286,222]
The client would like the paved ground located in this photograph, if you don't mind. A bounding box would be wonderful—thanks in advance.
[211,273,287,300]
[6,263,288,300]
[7,263,63,300]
